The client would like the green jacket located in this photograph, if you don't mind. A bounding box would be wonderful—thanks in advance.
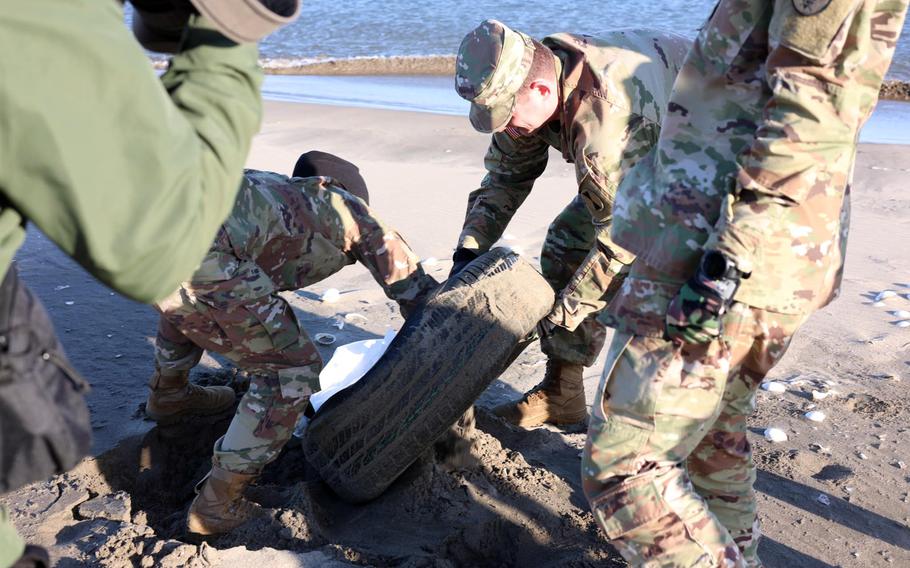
[0,0,263,303]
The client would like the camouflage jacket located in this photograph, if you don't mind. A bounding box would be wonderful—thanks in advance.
[457,30,689,328]
[605,0,907,335]
[189,170,433,309]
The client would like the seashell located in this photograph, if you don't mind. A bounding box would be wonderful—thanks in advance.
[896,320,910,328]
[64,301,75,306]
[872,301,886,307]
[761,381,787,393]
[331,318,345,330]
[816,494,831,506]
[321,288,340,303]
[811,390,831,401]
[420,257,439,267]
[892,310,910,319]
[805,411,826,422]
[315,333,336,345]
[344,313,369,324]
[764,428,788,443]
[875,290,897,302]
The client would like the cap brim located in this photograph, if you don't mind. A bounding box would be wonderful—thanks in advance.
[469,98,514,134]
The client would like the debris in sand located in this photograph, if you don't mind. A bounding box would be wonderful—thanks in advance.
[817,493,831,506]
[892,310,910,319]
[875,290,897,301]
[805,411,826,423]
[761,381,787,393]
[315,333,336,345]
[873,301,887,307]
[858,452,869,460]
[894,460,907,470]
[321,288,341,303]
[343,313,368,324]
[809,443,831,454]
[896,321,910,328]
[764,428,788,443]
[812,390,831,401]
[77,492,132,523]
[331,317,345,330]
[65,301,75,306]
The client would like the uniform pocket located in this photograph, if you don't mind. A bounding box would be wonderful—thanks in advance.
[578,154,614,224]
[770,0,860,62]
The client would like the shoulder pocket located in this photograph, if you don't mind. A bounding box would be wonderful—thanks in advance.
[770,0,861,61]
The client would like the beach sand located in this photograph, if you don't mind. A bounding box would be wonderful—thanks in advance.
[3,101,910,567]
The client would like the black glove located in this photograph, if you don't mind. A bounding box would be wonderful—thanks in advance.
[449,248,479,278]
[130,0,194,53]
[665,251,744,344]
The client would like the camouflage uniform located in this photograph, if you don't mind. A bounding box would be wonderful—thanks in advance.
[457,28,690,366]
[155,170,436,474]
[582,0,909,565]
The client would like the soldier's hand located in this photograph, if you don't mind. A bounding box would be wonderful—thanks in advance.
[449,248,479,278]
[130,0,194,53]
[665,251,743,344]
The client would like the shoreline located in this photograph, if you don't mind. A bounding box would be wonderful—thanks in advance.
[151,56,910,101]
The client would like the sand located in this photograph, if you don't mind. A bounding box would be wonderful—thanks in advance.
[2,101,909,567]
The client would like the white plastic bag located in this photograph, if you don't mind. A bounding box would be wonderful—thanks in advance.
[293,329,396,438]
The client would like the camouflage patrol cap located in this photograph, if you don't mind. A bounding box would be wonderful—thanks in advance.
[455,20,536,134]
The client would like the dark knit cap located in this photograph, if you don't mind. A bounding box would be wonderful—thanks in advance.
[292,151,369,204]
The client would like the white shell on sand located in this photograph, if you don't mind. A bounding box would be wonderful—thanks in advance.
[805,411,826,422]
[875,290,897,301]
[315,333,336,345]
[761,381,787,393]
[321,288,341,303]
[812,390,831,401]
[817,494,831,506]
[873,301,887,307]
[896,321,910,328]
[344,313,369,324]
[892,310,910,319]
[764,428,788,442]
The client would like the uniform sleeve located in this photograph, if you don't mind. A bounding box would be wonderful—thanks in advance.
[0,1,262,303]
[337,193,437,309]
[457,130,550,252]
[705,0,907,274]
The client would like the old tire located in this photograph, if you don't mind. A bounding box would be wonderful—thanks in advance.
[302,248,554,503]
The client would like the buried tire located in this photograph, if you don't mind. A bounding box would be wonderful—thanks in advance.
[302,248,554,503]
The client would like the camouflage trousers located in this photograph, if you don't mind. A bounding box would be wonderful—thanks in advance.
[155,232,322,475]
[582,302,804,567]
[540,195,607,367]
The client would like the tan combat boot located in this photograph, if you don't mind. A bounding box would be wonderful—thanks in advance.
[187,465,265,535]
[493,359,586,427]
[145,369,235,423]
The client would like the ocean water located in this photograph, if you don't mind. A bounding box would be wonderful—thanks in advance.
[264,0,910,80]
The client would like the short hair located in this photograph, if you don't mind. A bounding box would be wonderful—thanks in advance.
[520,39,557,91]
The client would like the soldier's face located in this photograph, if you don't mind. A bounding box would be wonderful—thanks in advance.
[507,79,559,136]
